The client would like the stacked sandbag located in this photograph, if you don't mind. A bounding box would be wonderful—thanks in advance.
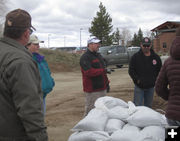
[68,96,167,141]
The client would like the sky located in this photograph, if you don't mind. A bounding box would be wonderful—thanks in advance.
[5,0,180,48]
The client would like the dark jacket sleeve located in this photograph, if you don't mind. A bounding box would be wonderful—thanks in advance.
[80,55,105,77]
[156,54,162,77]
[6,60,48,141]
[155,63,169,100]
[128,55,139,84]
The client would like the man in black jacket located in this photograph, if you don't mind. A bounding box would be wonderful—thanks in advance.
[128,37,162,107]
[80,36,109,116]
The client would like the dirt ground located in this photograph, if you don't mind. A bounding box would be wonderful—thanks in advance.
[45,67,167,141]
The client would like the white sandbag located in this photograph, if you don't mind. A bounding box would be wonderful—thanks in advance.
[68,131,111,141]
[127,101,137,115]
[111,129,141,141]
[107,106,129,121]
[105,119,125,134]
[127,106,167,128]
[71,108,108,132]
[123,123,141,132]
[140,126,165,141]
[95,96,128,110]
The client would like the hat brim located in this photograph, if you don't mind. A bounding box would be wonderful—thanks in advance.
[88,39,101,44]
[31,40,44,44]
[31,25,36,31]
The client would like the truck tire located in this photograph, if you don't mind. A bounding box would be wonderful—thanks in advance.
[116,64,123,68]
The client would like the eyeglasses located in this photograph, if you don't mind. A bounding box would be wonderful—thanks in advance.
[143,45,150,48]
[29,28,33,35]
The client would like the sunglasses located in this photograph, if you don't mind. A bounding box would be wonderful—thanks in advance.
[143,45,150,48]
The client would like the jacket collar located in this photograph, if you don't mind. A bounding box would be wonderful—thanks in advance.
[87,48,98,56]
[0,36,32,57]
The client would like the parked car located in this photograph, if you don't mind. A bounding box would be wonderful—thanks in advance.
[98,45,140,68]
[127,46,140,52]
[74,47,87,54]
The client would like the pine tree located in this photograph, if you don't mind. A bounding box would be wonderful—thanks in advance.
[131,28,144,46]
[132,33,139,46]
[89,2,113,46]
[112,28,121,45]
[137,28,143,45]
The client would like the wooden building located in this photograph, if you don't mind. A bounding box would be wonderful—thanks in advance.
[151,21,180,54]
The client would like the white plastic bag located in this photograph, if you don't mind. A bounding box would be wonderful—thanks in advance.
[71,108,108,131]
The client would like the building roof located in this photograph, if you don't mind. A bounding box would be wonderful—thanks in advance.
[151,21,180,32]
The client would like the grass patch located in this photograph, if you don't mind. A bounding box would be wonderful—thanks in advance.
[39,48,81,72]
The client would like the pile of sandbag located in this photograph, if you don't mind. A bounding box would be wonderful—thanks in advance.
[68,96,167,141]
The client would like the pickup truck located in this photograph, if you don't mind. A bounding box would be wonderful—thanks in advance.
[98,46,140,68]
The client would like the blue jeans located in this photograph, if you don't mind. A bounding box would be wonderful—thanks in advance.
[133,85,154,107]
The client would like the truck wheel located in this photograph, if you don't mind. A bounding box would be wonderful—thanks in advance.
[116,64,123,68]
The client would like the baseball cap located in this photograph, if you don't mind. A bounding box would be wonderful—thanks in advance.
[5,9,36,31]
[28,34,43,44]
[87,36,101,44]
[142,37,151,46]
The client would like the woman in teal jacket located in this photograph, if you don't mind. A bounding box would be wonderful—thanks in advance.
[27,34,55,114]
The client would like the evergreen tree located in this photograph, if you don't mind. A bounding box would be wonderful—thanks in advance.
[132,33,139,46]
[89,2,113,46]
[131,28,144,46]
[112,28,121,45]
[137,28,143,45]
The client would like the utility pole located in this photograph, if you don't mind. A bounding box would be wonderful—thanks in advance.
[80,28,83,47]
[48,34,51,48]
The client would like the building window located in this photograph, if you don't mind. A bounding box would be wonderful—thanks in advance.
[163,42,167,48]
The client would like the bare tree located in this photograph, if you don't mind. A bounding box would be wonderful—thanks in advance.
[0,0,7,35]
[121,28,132,46]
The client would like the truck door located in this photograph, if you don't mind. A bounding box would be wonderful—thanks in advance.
[113,46,129,64]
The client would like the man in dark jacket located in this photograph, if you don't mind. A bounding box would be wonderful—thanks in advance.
[155,27,180,126]
[129,37,162,107]
[0,9,48,141]
[80,36,109,116]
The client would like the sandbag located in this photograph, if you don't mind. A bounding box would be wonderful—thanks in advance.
[68,131,111,141]
[127,106,167,127]
[95,96,128,110]
[122,123,141,132]
[140,126,165,141]
[71,108,108,131]
[105,119,125,134]
[111,129,141,141]
[107,106,129,121]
